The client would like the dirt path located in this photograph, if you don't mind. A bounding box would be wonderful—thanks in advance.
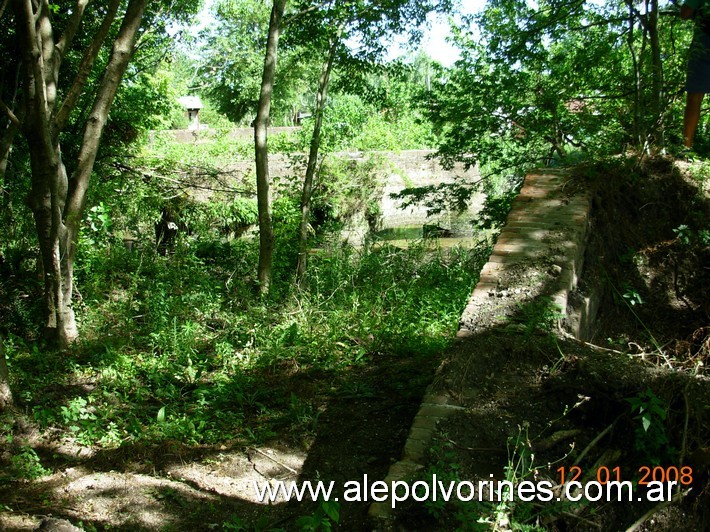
[0,353,437,530]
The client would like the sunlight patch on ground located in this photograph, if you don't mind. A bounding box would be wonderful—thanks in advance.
[166,445,307,504]
[58,469,218,528]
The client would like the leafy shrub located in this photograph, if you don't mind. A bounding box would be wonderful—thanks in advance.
[11,446,51,480]
[625,388,675,464]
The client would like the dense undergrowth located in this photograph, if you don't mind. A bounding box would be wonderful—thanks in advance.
[1,236,490,456]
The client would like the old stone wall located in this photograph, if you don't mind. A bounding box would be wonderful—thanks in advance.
[369,168,602,521]
[169,136,483,234]
[162,127,301,143]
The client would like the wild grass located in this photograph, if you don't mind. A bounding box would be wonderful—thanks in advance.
[3,237,490,449]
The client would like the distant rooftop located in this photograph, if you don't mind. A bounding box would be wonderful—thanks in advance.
[178,96,203,110]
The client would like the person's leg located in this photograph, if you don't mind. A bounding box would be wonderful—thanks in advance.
[684,92,705,148]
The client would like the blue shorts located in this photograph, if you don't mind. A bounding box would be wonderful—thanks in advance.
[687,31,710,93]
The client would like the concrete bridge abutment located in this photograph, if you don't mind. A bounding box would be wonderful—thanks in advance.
[369,168,602,522]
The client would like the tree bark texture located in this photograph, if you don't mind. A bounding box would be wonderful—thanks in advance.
[0,119,19,184]
[296,35,339,281]
[12,0,148,347]
[647,0,664,145]
[255,0,287,295]
[0,333,12,410]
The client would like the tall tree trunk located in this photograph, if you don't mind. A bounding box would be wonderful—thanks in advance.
[0,333,12,410]
[25,134,78,346]
[255,0,287,295]
[15,0,147,347]
[647,0,663,146]
[296,34,339,281]
[628,0,663,150]
[626,2,644,148]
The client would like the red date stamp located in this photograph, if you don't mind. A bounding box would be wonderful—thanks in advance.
[556,465,694,486]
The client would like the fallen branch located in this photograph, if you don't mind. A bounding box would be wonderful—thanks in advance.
[249,447,299,475]
[574,420,616,467]
[535,429,582,451]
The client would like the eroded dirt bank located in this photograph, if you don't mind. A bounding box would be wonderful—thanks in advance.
[393,158,710,530]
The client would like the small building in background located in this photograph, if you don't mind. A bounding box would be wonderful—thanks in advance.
[295,110,312,125]
[178,96,204,130]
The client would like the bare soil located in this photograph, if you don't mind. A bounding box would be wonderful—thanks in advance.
[0,351,435,531]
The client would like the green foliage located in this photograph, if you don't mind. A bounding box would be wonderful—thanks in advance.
[422,430,546,531]
[295,92,436,153]
[109,70,182,140]
[272,196,303,286]
[287,392,320,433]
[189,198,259,239]
[423,438,484,525]
[148,129,251,168]
[331,55,439,150]
[391,154,522,235]
[474,183,520,231]
[299,94,370,152]
[6,230,489,447]
[10,446,51,480]
[197,101,239,131]
[197,0,319,125]
[196,0,270,124]
[76,202,118,282]
[0,138,43,338]
[674,223,710,247]
[621,284,644,307]
[309,153,386,235]
[417,0,694,222]
[286,0,453,67]
[513,297,564,338]
[625,388,674,465]
[353,111,436,151]
[296,499,340,531]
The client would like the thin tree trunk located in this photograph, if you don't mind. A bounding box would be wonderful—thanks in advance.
[0,333,12,410]
[647,0,663,145]
[25,131,77,346]
[626,3,643,147]
[0,121,18,184]
[255,0,287,295]
[0,62,22,184]
[628,0,662,149]
[296,34,339,281]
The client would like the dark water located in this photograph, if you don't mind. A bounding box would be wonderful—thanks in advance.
[372,225,482,249]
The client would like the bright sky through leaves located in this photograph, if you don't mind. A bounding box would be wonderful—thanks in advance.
[193,0,485,66]
[398,1,485,65]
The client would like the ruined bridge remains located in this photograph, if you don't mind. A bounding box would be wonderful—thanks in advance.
[370,168,599,520]
[230,150,482,234]
[165,127,484,234]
